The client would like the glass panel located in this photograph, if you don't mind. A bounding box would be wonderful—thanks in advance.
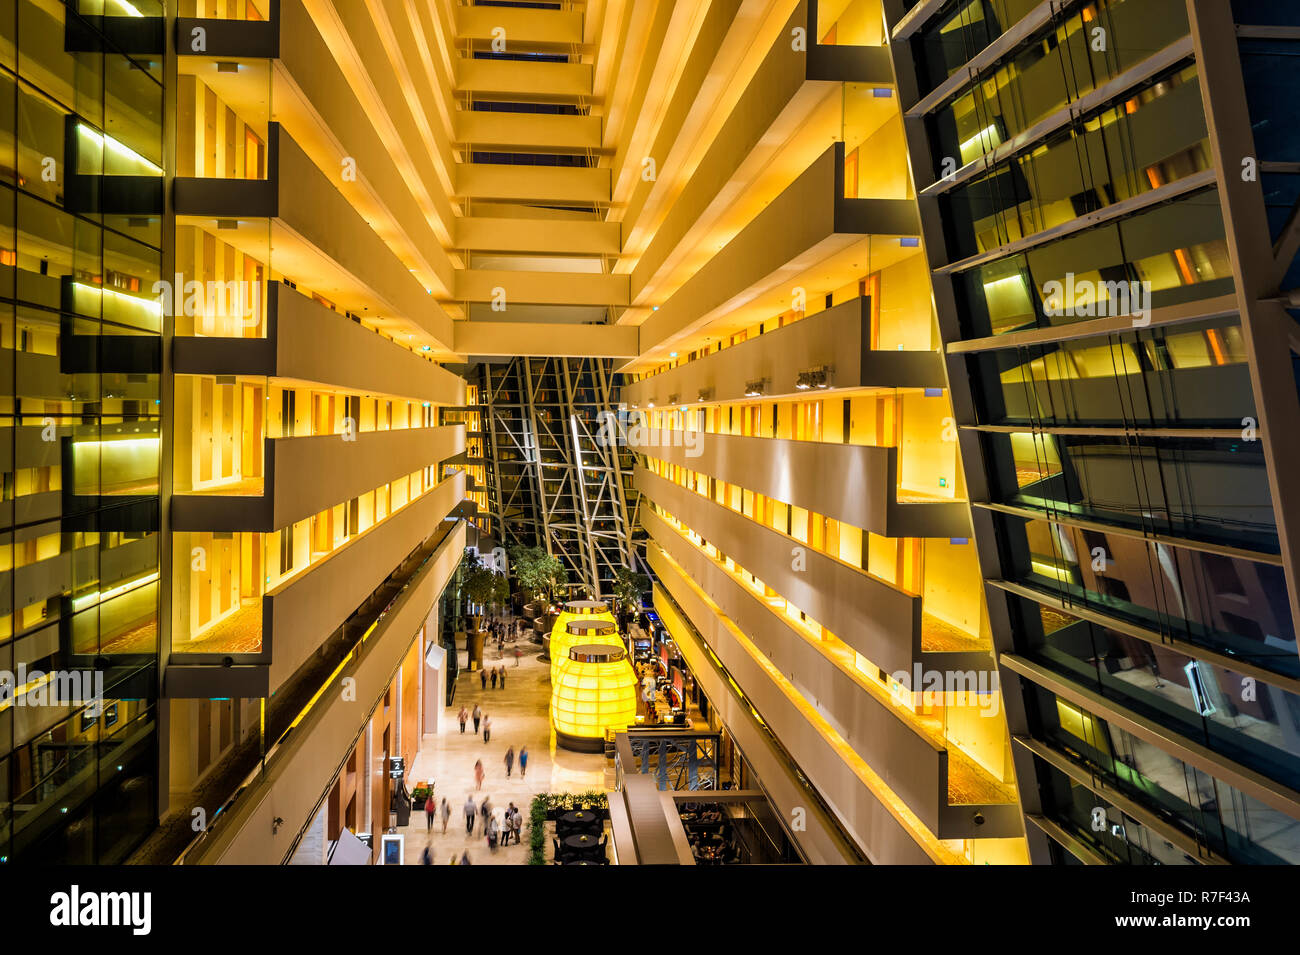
[1019,598,1300,788]
[955,190,1233,337]
[984,431,1277,552]
[940,65,1209,260]
[971,318,1253,428]
[924,0,1190,175]
[1026,684,1300,863]
[1032,756,1200,864]
[998,514,1297,676]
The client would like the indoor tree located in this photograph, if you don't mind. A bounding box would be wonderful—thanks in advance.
[610,566,649,633]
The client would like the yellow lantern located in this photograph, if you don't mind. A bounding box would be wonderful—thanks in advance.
[550,600,616,638]
[547,600,616,665]
[550,618,623,685]
[550,644,638,752]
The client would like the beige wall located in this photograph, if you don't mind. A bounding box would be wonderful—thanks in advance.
[264,471,465,692]
[182,522,466,864]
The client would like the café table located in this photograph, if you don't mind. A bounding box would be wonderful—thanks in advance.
[560,810,600,830]
[563,833,601,852]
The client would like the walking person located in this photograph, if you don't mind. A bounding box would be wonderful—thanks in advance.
[480,796,492,835]
[519,745,529,780]
[472,704,482,734]
[514,646,522,667]
[499,665,507,690]
[504,745,514,778]
[490,668,498,690]
[439,797,451,834]
[483,713,492,743]
[464,795,476,834]
[458,705,468,733]
[486,812,499,852]
[424,790,437,830]
[473,758,484,791]
[480,667,487,691]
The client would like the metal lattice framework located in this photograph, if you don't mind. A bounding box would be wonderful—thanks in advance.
[476,356,639,597]
[625,730,721,791]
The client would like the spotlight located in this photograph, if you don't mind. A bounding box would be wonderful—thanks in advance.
[795,365,831,390]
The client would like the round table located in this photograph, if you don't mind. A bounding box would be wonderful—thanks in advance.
[564,833,600,851]
[560,810,598,829]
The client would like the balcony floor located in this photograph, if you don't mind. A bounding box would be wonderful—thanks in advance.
[91,619,158,655]
[185,476,264,496]
[175,600,263,654]
[920,613,985,653]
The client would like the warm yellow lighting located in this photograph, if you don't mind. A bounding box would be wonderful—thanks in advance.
[550,618,623,685]
[71,571,160,612]
[75,124,163,175]
[550,644,638,752]
[70,282,164,332]
[548,599,616,660]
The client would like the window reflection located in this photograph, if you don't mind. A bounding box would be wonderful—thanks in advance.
[1027,684,1299,863]
[986,431,1276,552]
[1000,515,1296,675]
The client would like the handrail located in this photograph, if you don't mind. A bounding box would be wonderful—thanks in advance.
[648,577,869,863]
[172,521,462,864]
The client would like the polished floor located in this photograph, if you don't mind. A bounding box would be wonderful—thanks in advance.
[399,629,608,865]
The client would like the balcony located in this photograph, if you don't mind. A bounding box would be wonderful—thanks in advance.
[633,427,968,538]
[166,470,465,697]
[456,57,593,101]
[646,526,1019,840]
[176,0,280,58]
[635,466,920,675]
[455,162,611,206]
[172,282,465,406]
[455,4,583,48]
[173,123,453,350]
[637,145,920,354]
[171,425,463,532]
[173,519,466,865]
[624,296,943,407]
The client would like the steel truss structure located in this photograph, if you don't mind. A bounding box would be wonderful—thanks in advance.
[474,356,639,598]
[623,730,721,791]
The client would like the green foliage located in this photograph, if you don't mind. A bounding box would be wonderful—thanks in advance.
[526,792,609,865]
[610,567,649,613]
[509,545,569,602]
[534,791,609,811]
[527,794,547,865]
[464,553,509,613]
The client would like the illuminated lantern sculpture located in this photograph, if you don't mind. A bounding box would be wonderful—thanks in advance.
[547,600,616,662]
[550,618,623,685]
[550,644,638,752]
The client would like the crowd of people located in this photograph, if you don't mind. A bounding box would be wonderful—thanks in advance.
[417,613,536,865]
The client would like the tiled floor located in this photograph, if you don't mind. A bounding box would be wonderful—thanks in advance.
[400,630,608,865]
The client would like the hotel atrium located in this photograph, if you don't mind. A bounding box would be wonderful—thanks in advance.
[1,0,1299,873]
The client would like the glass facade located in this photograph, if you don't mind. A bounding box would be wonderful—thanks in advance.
[0,0,163,864]
[892,0,1300,864]
[1023,683,1299,864]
